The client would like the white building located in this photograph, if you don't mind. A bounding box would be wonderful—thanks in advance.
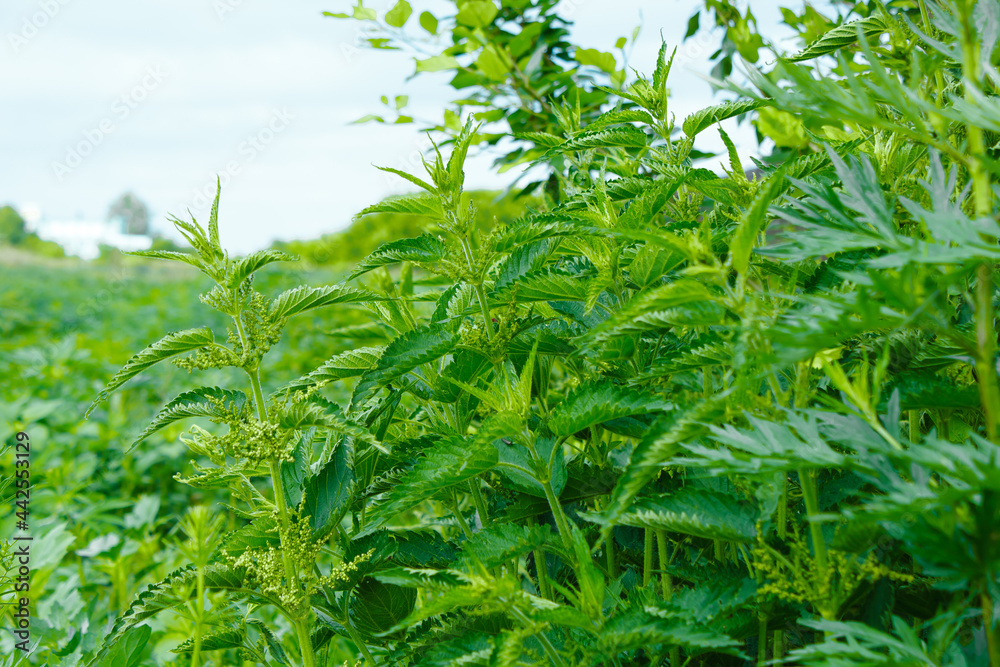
[24,213,152,260]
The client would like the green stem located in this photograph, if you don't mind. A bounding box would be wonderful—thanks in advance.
[957,0,1000,443]
[606,527,618,580]
[342,611,376,667]
[984,591,1000,667]
[643,528,654,588]
[473,282,495,340]
[541,477,574,551]
[773,629,784,661]
[235,314,316,667]
[757,612,768,664]
[192,564,205,667]
[450,490,475,540]
[469,478,490,527]
[976,264,999,442]
[510,606,567,667]
[655,529,671,599]
[799,468,829,579]
[908,409,921,444]
[917,0,946,102]
[528,516,552,599]
[777,475,788,540]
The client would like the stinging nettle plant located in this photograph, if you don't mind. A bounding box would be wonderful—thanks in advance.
[84,0,1000,665]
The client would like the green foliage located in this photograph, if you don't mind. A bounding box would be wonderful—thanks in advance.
[17,1,1000,665]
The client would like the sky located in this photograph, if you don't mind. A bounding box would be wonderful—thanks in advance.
[2,0,800,254]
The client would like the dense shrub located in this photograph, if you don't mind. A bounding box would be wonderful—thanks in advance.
[40,1,1000,665]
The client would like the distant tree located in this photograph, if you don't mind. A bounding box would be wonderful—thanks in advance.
[0,206,26,244]
[108,192,150,235]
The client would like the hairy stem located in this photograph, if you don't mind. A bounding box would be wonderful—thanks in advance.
[469,478,490,527]
[342,610,376,667]
[191,564,205,667]
[643,528,654,588]
[957,0,1000,442]
[985,591,1000,667]
[235,314,316,667]
[528,516,551,599]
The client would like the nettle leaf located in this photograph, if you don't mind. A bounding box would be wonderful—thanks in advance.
[585,108,655,132]
[352,324,459,406]
[682,99,764,138]
[281,346,384,392]
[92,625,150,667]
[603,399,724,524]
[350,579,417,637]
[172,627,245,654]
[730,168,788,274]
[458,523,551,570]
[549,381,671,436]
[581,281,721,346]
[494,268,589,302]
[513,131,564,148]
[127,248,203,270]
[87,328,216,418]
[358,193,443,218]
[220,517,280,557]
[418,633,496,666]
[493,239,553,292]
[303,438,355,540]
[597,606,743,658]
[227,249,295,287]
[490,213,592,252]
[348,234,448,280]
[617,176,686,229]
[557,125,649,153]
[616,488,758,542]
[85,564,253,667]
[496,434,567,498]
[434,348,490,403]
[786,15,887,62]
[680,411,855,475]
[129,386,247,453]
[364,412,517,533]
[248,619,289,665]
[269,285,380,321]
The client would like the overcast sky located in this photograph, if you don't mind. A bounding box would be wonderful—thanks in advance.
[2,0,801,253]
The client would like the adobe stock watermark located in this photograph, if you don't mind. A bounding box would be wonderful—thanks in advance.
[213,0,246,21]
[51,65,168,182]
[185,108,295,211]
[7,0,73,54]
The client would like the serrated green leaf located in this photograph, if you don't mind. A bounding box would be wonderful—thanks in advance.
[615,488,758,542]
[269,285,380,321]
[303,438,355,540]
[87,328,216,418]
[281,346,384,392]
[359,193,444,218]
[558,126,649,153]
[787,16,887,63]
[682,99,764,138]
[352,325,459,405]
[227,249,295,287]
[172,627,245,654]
[730,168,788,275]
[129,386,247,453]
[549,381,671,436]
[348,234,448,280]
[92,625,150,667]
[494,269,589,302]
[350,579,417,637]
[459,523,551,570]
